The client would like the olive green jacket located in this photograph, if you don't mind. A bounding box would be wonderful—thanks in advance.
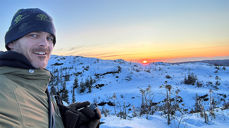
[0,66,64,128]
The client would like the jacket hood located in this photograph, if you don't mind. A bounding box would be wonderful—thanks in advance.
[0,51,35,69]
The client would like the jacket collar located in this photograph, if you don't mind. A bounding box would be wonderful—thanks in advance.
[0,51,51,93]
[0,66,51,94]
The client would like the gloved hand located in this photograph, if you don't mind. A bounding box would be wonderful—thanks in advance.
[70,102,101,119]
[59,101,101,128]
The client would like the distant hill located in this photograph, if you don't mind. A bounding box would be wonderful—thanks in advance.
[201,59,229,66]
[172,59,229,66]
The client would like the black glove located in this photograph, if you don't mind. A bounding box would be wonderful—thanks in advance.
[63,109,80,128]
[68,101,93,124]
[59,101,101,128]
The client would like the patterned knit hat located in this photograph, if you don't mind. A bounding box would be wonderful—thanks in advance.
[5,8,56,50]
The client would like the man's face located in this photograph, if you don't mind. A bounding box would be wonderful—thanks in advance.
[8,32,54,69]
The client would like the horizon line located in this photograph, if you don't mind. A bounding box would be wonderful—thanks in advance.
[51,54,229,63]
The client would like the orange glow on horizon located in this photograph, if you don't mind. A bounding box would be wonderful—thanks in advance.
[52,42,229,63]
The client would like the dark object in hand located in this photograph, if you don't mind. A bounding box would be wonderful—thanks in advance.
[60,101,101,128]
[79,103,100,120]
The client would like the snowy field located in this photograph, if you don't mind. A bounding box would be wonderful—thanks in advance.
[100,109,229,128]
[47,55,229,128]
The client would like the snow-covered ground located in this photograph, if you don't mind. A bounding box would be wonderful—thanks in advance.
[100,109,229,128]
[47,55,229,128]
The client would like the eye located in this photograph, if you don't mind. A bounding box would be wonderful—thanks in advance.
[28,33,39,38]
[47,36,54,42]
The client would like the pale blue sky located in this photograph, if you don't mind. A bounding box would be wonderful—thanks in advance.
[1,0,229,62]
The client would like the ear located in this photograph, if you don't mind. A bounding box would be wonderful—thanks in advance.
[7,42,15,50]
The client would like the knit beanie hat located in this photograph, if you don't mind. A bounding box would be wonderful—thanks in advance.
[5,8,56,50]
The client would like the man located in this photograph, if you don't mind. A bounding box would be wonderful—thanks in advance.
[0,8,101,128]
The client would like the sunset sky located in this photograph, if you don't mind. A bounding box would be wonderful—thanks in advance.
[0,0,228,63]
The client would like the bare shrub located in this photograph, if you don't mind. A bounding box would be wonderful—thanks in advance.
[139,85,154,119]
[184,73,197,85]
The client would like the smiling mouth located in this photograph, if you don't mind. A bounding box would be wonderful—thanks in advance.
[34,52,47,55]
[32,47,50,57]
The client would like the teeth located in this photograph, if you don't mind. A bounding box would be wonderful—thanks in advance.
[35,52,46,55]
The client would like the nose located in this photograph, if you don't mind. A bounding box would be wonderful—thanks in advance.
[38,36,49,47]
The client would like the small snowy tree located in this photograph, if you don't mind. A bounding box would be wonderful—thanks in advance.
[209,89,216,119]
[111,93,117,115]
[165,84,172,125]
[73,78,79,89]
[72,78,78,103]
[60,81,69,104]
[79,81,86,93]
[184,73,197,85]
